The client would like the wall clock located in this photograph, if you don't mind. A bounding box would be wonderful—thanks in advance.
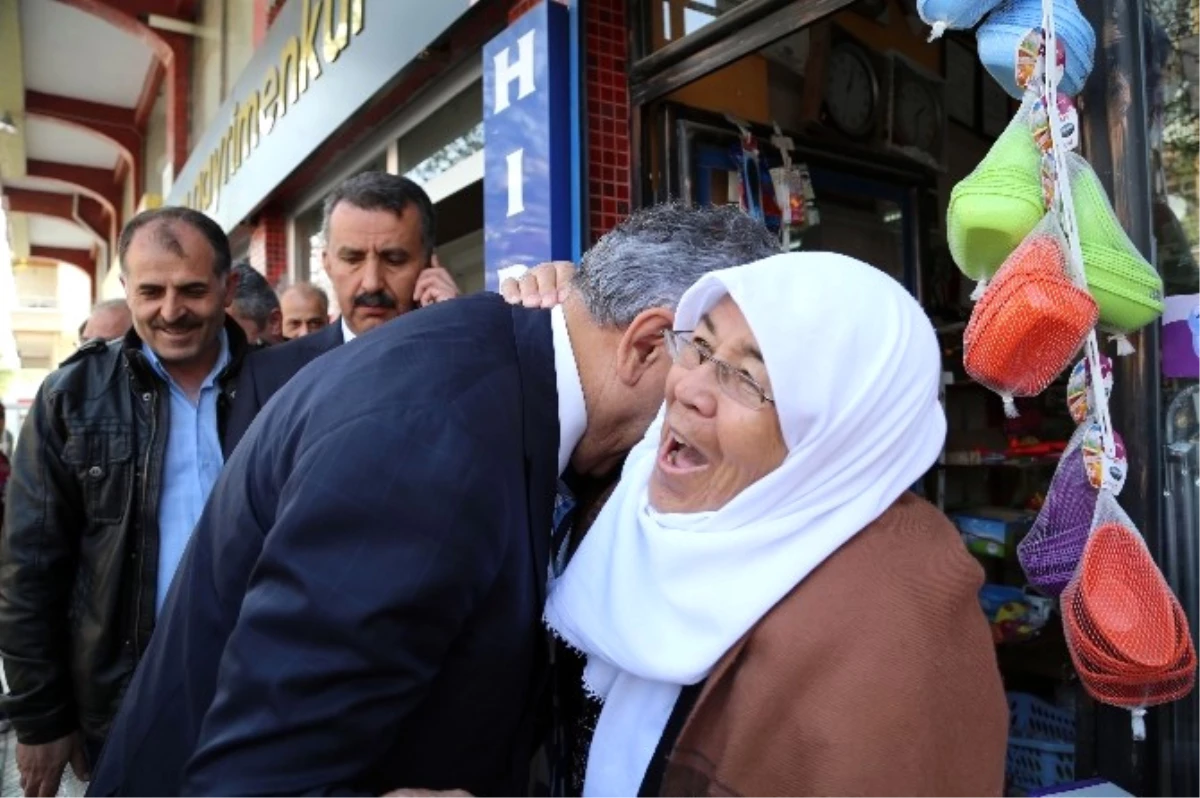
[823,41,879,140]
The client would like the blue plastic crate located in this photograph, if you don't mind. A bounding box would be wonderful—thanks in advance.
[1007,736,1076,795]
[1009,691,1075,741]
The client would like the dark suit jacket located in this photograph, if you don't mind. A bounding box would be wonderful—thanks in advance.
[88,294,559,797]
[223,320,345,457]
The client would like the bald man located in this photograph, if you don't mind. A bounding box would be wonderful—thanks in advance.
[279,282,330,340]
[79,299,132,343]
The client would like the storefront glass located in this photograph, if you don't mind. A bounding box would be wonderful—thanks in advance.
[1146,1,1199,792]
[627,0,1197,793]
[641,0,759,53]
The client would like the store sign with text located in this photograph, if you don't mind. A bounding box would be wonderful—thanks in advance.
[167,0,471,230]
[482,1,571,291]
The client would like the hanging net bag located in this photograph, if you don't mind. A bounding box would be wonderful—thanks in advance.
[963,215,1098,415]
[1068,153,1166,345]
[919,0,1006,39]
[1062,491,1197,733]
[977,0,1095,98]
[948,98,1045,285]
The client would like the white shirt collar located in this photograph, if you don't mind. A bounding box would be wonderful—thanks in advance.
[550,305,587,477]
[341,317,356,344]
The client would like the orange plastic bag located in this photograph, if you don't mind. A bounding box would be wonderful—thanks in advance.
[964,216,1099,415]
[1062,492,1196,728]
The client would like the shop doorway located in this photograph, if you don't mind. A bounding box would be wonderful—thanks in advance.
[625,1,1125,794]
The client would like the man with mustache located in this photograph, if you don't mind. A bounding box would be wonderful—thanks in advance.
[0,207,251,797]
[223,172,461,455]
[86,203,779,796]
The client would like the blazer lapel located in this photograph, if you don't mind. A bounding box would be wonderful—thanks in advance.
[509,306,557,606]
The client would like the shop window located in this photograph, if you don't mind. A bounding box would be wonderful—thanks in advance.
[398,81,484,204]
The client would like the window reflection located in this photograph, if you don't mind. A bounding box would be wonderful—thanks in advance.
[1146,0,1198,295]
[652,0,752,51]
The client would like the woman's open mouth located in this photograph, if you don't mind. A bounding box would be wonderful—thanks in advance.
[657,429,710,474]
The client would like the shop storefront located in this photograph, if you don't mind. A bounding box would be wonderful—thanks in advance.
[166,0,516,301]
[607,0,1197,795]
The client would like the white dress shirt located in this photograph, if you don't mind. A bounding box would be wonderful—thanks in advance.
[341,317,356,344]
[549,305,587,476]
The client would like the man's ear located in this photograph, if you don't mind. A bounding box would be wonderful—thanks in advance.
[615,306,675,386]
[223,270,240,310]
[268,307,283,338]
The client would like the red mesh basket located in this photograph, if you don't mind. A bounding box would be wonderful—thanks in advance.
[964,227,1098,404]
[1062,504,1197,708]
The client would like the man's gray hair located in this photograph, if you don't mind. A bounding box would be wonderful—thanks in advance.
[231,262,280,328]
[573,203,780,326]
[277,280,330,314]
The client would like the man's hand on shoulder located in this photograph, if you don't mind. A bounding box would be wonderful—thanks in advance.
[500,261,576,308]
[17,732,89,797]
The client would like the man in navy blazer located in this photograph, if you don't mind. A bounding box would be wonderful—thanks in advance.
[224,172,461,456]
[87,203,780,796]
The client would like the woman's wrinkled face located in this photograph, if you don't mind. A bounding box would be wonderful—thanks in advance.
[649,296,788,513]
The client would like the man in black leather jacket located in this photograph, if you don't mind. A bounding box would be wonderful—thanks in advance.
[0,207,249,797]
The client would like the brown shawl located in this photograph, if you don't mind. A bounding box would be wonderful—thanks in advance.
[659,492,1009,797]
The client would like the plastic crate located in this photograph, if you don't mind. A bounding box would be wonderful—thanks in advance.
[1007,736,1076,795]
[1009,691,1075,741]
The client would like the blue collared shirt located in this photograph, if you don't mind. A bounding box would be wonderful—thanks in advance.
[142,329,230,615]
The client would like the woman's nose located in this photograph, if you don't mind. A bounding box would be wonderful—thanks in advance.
[672,365,719,418]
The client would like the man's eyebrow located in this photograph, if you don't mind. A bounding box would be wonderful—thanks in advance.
[700,313,716,334]
[337,246,365,257]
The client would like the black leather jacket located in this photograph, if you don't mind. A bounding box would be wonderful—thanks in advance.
[0,320,247,745]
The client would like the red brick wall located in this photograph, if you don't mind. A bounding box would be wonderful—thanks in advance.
[250,213,288,285]
[584,0,630,243]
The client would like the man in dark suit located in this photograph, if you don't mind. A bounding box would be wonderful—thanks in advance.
[86,203,780,796]
[223,172,462,456]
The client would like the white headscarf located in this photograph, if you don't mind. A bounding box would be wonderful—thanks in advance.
[544,252,948,797]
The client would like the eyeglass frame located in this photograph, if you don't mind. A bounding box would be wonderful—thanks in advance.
[661,329,775,410]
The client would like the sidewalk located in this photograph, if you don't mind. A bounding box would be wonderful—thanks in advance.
[0,728,86,798]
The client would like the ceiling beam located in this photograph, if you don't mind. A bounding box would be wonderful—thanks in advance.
[25,91,142,192]
[54,0,173,63]
[29,245,97,287]
[3,187,110,247]
[25,160,122,224]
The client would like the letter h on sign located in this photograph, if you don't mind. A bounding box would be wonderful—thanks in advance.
[483,0,571,292]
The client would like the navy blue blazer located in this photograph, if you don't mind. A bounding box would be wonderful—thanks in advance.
[223,319,345,457]
[88,294,559,796]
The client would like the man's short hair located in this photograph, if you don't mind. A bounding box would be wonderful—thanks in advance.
[573,202,781,327]
[231,263,280,329]
[321,172,436,259]
[117,206,232,276]
[80,299,131,342]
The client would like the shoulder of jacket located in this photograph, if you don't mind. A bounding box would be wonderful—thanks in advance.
[59,337,110,366]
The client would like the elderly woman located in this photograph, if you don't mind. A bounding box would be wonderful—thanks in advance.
[545,252,1008,797]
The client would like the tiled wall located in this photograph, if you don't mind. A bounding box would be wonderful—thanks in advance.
[250,214,288,285]
[584,0,630,243]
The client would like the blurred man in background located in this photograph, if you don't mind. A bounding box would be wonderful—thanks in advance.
[278,282,330,340]
[78,299,132,344]
[228,262,283,347]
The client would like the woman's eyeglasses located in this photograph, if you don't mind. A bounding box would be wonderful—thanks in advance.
[662,329,775,410]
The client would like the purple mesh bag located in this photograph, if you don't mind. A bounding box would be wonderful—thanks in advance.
[1018,428,1095,596]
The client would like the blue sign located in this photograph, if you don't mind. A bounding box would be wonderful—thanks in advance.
[482,1,571,291]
